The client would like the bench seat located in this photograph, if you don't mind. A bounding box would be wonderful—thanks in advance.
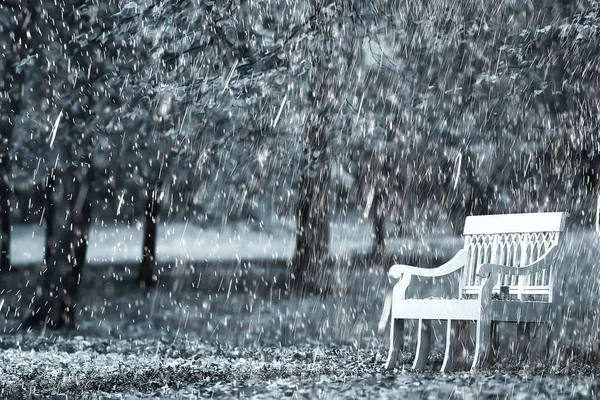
[393,299,551,322]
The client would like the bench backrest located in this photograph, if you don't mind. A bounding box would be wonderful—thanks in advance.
[459,212,567,301]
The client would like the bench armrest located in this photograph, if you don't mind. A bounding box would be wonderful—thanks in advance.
[478,246,559,278]
[389,249,467,280]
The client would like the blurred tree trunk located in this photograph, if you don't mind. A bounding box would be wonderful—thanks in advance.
[574,150,600,194]
[569,148,600,226]
[0,4,31,272]
[449,149,495,235]
[73,165,94,273]
[367,149,393,261]
[44,173,55,265]
[137,187,160,287]
[293,123,331,294]
[26,160,93,329]
[371,188,386,261]
[0,176,11,273]
[450,185,494,235]
[449,202,467,235]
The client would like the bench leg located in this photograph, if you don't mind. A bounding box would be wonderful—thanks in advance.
[546,321,559,361]
[442,320,470,372]
[412,319,432,370]
[385,318,404,369]
[491,321,500,365]
[472,316,493,371]
[516,322,532,361]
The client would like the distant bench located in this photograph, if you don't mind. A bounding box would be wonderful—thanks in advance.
[385,212,567,371]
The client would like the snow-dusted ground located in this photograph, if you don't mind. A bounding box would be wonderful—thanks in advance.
[2,220,600,398]
[1,336,598,399]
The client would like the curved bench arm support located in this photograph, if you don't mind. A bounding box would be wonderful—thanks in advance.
[389,249,468,280]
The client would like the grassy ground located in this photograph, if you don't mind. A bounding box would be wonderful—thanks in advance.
[0,257,599,399]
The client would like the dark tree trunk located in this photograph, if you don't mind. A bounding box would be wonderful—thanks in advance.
[371,189,386,261]
[573,150,600,208]
[449,148,496,236]
[0,173,10,272]
[450,185,493,236]
[395,213,404,240]
[25,166,93,330]
[44,173,55,265]
[0,6,29,273]
[292,124,331,295]
[450,201,467,236]
[72,167,94,274]
[293,171,330,295]
[138,188,160,287]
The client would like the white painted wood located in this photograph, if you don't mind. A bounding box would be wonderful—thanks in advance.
[472,272,495,370]
[392,299,480,320]
[387,211,567,372]
[462,285,550,296]
[389,249,467,279]
[491,321,500,365]
[463,212,567,235]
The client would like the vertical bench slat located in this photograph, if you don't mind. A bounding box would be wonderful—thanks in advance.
[516,235,528,299]
[532,238,540,287]
[539,234,546,286]
[512,238,519,298]
[498,237,507,286]
[466,238,475,288]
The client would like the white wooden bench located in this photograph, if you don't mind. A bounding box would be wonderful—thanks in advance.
[385,212,567,372]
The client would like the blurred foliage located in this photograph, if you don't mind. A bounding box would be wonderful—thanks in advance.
[1,0,600,230]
